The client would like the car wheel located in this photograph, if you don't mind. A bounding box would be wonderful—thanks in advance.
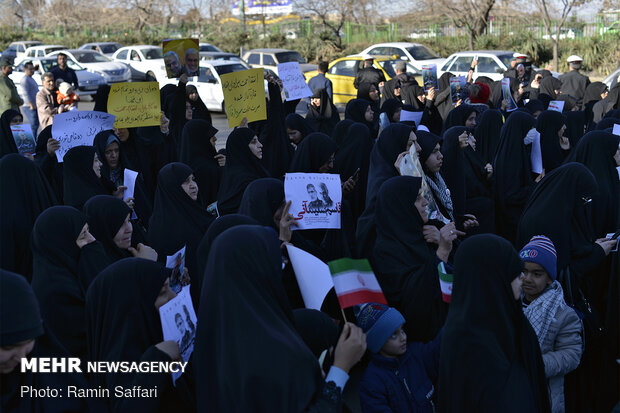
[145,71,156,82]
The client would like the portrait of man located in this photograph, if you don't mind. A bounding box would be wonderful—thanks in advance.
[164,50,184,78]
[307,184,324,210]
[184,48,199,77]
[175,313,192,353]
[318,182,333,207]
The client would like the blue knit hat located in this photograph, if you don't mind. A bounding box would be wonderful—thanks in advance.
[519,235,557,280]
[355,303,406,353]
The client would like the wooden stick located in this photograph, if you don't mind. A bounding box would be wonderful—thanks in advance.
[340,306,348,323]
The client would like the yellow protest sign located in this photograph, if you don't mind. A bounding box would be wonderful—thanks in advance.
[107,82,161,128]
[220,68,267,128]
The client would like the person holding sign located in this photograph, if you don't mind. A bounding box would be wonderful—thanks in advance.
[86,258,194,412]
[0,108,22,157]
[217,127,270,215]
[373,176,459,342]
[195,225,367,413]
[62,146,112,210]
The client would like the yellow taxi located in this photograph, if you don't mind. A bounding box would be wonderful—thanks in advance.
[304,55,423,105]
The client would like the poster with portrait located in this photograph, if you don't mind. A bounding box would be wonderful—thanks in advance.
[449,76,468,104]
[159,285,196,385]
[284,173,342,230]
[501,78,518,112]
[162,38,200,78]
[10,123,36,158]
[422,64,438,92]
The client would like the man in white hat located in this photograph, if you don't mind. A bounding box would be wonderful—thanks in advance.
[353,54,386,90]
[559,55,590,108]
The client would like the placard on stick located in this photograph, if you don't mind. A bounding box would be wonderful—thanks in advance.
[107,82,161,128]
[220,68,267,128]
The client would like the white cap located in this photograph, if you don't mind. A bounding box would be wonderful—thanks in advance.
[567,55,583,63]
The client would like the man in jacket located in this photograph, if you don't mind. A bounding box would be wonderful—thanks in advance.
[36,72,66,129]
[559,55,590,109]
[354,56,386,90]
[0,57,24,115]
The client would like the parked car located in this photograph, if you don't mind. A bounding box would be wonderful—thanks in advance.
[1,41,42,63]
[9,57,106,97]
[111,45,167,82]
[199,43,223,53]
[242,48,317,76]
[14,45,67,66]
[360,42,445,70]
[199,52,250,67]
[603,66,620,89]
[78,42,123,57]
[439,50,517,81]
[47,50,130,84]
[303,54,423,105]
[160,60,249,112]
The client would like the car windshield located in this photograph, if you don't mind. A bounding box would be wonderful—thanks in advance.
[6,46,17,52]
[496,54,514,68]
[213,63,247,75]
[72,51,110,63]
[405,45,439,60]
[40,59,84,71]
[100,44,120,54]
[143,48,163,60]
[275,51,306,64]
[200,45,219,52]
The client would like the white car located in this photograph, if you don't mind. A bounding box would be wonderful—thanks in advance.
[360,42,445,70]
[9,57,106,97]
[159,60,249,112]
[438,50,518,81]
[14,45,67,66]
[111,45,167,82]
[78,42,123,57]
[199,43,223,53]
[47,50,131,84]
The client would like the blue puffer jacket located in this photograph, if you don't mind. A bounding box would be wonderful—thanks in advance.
[359,331,441,413]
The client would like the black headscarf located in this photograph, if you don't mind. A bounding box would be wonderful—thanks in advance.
[474,108,504,165]
[540,76,562,99]
[583,81,607,105]
[33,125,64,201]
[595,117,620,131]
[84,195,133,262]
[566,131,619,237]
[0,154,56,279]
[195,214,259,290]
[216,127,270,215]
[179,119,220,206]
[185,84,212,124]
[517,163,598,273]
[443,104,476,131]
[289,132,338,173]
[493,111,536,244]
[86,258,194,411]
[356,123,412,258]
[401,84,425,110]
[525,99,545,117]
[149,162,215,257]
[536,110,567,173]
[238,178,284,230]
[62,145,109,210]
[31,206,108,361]
[435,72,454,120]
[438,234,550,413]
[440,126,468,221]
[93,129,125,186]
[0,108,20,157]
[380,98,403,123]
[1,269,97,413]
[285,113,314,144]
[372,176,446,342]
[344,98,377,137]
[305,88,340,136]
[563,110,586,148]
[93,84,110,112]
[159,84,177,115]
[194,225,321,412]
[331,119,354,146]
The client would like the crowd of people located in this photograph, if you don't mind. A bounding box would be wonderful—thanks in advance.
[0,49,619,413]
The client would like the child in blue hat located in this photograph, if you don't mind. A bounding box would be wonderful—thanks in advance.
[357,302,441,413]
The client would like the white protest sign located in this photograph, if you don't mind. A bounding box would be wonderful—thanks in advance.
[159,285,196,385]
[52,111,116,162]
[285,173,341,230]
[612,124,620,136]
[548,100,564,112]
[277,62,313,101]
[400,110,423,126]
[123,168,139,220]
[529,129,543,174]
[286,244,334,311]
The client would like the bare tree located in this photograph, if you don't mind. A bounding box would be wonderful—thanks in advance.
[533,0,585,71]
[428,0,496,49]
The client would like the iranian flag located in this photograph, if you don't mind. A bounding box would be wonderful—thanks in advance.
[328,258,387,309]
[438,262,453,303]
